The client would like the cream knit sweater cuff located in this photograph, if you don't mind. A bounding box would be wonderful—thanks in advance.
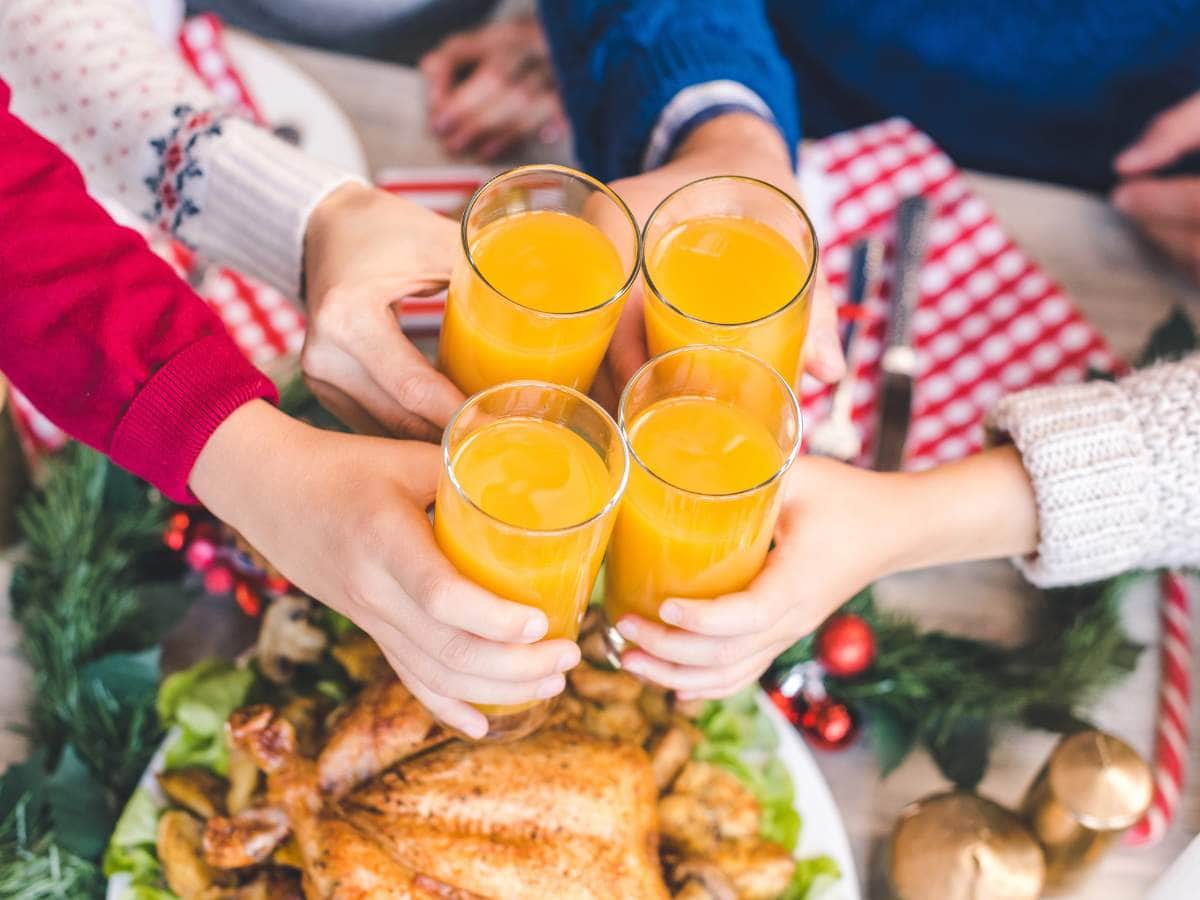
[188,119,360,300]
[988,356,1200,586]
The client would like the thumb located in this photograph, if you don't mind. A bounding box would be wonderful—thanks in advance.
[1115,92,1200,176]
[802,269,845,384]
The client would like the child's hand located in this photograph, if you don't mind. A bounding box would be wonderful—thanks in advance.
[613,458,894,700]
[302,183,464,441]
[190,401,579,738]
[614,449,1039,700]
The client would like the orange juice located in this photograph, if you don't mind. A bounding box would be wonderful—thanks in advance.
[644,214,812,384]
[440,209,628,395]
[605,395,787,626]
[436,416,617,715]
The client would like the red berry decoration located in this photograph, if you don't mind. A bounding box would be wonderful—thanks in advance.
[800,697,859,751]
[184,537,216,572]
[816,613,876,677]
[163,511,191,551]
[234,580,263,617]
[766,685,802,726]
[203,564,235,595]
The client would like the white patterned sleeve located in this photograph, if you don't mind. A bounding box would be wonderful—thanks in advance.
[0,0,356,298]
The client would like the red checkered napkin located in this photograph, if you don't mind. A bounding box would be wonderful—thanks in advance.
[799,118,1120,469]
[176,14,264,124]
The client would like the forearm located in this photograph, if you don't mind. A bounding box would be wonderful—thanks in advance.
[0,0,354,298]
[884,446,1039,574]
[540,0,799,180]
[0,85,275,501]
[669,112,793,181]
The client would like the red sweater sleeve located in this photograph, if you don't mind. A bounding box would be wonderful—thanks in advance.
[0,80,277,502]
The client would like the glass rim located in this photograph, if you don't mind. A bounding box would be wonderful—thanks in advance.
[460,163,642,320]
[617,345,803,501]
[442,379,630,536]
[641,174,820,329]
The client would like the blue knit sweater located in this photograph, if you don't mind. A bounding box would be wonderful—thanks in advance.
[542,1,1200,191]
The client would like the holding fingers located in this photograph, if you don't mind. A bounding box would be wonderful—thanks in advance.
[1113,91,1200,281]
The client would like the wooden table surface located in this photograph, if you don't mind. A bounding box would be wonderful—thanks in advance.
[3,34,1199,900]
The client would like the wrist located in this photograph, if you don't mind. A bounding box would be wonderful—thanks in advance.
[671,112,792,180]
[892,446,1039,573]
[303,181,376,297]
[189,400,311,522]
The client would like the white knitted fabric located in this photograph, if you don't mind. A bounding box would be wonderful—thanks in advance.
[988,354,1200,586]
[0,0,355,299]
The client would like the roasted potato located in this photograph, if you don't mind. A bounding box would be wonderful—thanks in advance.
[225,746,260,815]
[331,631,390,683]
[581,699,651,745]
[158,810,231,898]
[203,807,291,869]
[648,722,702,791]
[158,767,227,819]
[569,665,644,704]
[200,868,304,900]
[712,838,796,900]
[674,762,760,840]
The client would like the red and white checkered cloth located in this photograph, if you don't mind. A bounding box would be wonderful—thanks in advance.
[798,117,1120,469]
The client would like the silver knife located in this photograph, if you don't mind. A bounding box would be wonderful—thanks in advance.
[872,195,930,471]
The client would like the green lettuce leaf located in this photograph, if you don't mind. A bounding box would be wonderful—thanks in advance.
[780,855,840,899]
[102,788,160,880]
[158,660,254,775]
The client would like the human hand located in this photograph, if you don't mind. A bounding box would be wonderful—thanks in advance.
[189,401,579,738]
[419,16,568,160]
[1113,91,1200,280]
[612,447,1038,699]
[302,182,464,441]
[593,113,844,409]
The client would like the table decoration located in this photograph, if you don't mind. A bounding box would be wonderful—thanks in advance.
[1020,730,1153,892]
[888,791,1045,900]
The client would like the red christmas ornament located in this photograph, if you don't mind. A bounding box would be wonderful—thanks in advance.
[816,613,876,677]
[800,697,859,751]
[163,511,191,551]
[234,580,262,617]
[184,537,216,572]
[766,685,802,726]
[203,564,235,595]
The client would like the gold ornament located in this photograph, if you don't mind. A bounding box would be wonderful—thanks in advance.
[889,791,1045,900]
[1021,730,1152,892]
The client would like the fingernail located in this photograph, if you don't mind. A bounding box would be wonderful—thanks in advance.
[622,656,645,676]
[557,649,579,671]
[1115,147,1148,173]
[537,675,565,699]
[615,618,638,640]
[522,616,548,641]
[465,718,488,740]
[660,602,683,626]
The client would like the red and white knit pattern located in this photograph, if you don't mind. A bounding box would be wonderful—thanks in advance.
[1127,572,1193,847]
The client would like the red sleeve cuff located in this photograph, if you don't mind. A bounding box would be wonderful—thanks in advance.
[109,335,278,503]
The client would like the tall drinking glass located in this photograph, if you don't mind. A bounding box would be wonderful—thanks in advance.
[435,381,628,740]
[439,165,640,395]
[603,346,801,658]
[642,175,818,386]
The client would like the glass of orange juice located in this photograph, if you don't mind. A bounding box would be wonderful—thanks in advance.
[642,175,818,386]
[435,381,628,740]
[603,346,801,660]
[438,165,640,396]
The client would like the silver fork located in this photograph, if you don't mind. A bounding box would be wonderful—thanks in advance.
[808,236,882,461]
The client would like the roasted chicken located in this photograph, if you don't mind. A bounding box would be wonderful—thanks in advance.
[169,616,796,899]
